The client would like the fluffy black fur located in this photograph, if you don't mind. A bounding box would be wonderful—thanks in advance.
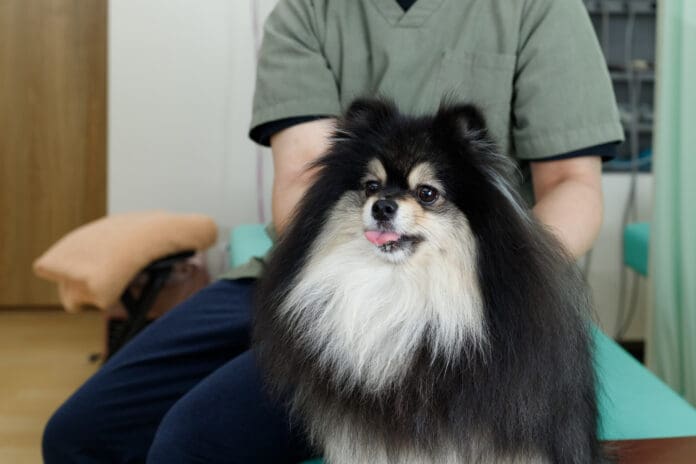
[253,98,605,463]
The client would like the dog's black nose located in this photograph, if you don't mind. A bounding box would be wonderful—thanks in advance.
[372,199,398,221]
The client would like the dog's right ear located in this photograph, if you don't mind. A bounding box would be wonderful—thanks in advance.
[343,98,397,126]
[434,102,488,139]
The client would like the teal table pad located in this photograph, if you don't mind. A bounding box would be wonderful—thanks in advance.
[593,326,696,439]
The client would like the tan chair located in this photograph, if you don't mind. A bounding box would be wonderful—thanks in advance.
[34,211,216,359]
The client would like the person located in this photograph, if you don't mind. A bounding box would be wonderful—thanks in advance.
[42,0,623,462]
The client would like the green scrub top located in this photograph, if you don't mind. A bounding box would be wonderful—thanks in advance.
[225,0,624,280]
[251,0,623,158]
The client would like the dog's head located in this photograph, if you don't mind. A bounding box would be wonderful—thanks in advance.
[258,98,588,393]
[258,99,533,388]
[305,98,524,266]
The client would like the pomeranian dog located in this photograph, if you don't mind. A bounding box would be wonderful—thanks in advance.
[253,99,603,463]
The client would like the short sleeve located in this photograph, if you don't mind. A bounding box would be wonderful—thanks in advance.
[249,0,341,140]
[512,0,625,160]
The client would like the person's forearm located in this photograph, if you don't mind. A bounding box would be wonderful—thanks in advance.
[272,174,315,236]
[270,119,336,235]
[532,179,603,258]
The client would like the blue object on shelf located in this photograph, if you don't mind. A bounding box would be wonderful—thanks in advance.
[603,148,653,173]
[624,222,650,276]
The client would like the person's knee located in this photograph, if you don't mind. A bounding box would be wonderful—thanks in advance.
[147,383,310,464]
[42,399,92,462]
[147,396,248,464]
[147,402,202,464]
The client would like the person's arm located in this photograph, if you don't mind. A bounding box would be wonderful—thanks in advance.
[530,156,603,258]
[248,0,341,236]
[270,118,336,235]
[510,0,620,259]
[270,119,605,254]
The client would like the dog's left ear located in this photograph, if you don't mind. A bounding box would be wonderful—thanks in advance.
[343,98,397,126]
[434,103,488,140]
[436,102,521,190]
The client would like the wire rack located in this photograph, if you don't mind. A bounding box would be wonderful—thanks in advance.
[584,0,656,340]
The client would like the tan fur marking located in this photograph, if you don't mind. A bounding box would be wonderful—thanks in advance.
[408,162,444,193]
[365,158,387,184]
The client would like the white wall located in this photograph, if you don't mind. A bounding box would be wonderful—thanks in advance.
[108,0,277,272]
[588,173,653,340]
[109,2,654,340]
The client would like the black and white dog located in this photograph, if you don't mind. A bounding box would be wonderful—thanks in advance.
[253,99,604,463]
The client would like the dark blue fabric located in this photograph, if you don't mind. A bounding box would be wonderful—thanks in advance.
[396,0,418,11]
[527,141,621,162]
[249,115,330,147]
[42,279,314,464]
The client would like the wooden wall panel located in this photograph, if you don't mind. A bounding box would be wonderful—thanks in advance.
[0,0,107,305]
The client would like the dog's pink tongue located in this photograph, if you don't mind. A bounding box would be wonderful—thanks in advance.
[365,230,401,246]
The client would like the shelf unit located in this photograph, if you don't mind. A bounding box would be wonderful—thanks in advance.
[584,0,657,172]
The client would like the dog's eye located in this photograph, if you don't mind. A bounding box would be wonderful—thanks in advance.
[364,180,381,196]
[416,185,439,204]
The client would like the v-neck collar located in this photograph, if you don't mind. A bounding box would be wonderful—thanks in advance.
[371,0,445,27]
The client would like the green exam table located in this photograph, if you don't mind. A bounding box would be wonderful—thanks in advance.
[229,224,696,463]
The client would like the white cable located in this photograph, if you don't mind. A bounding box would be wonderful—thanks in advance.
[614,1,643,339]
[250,0,266,224]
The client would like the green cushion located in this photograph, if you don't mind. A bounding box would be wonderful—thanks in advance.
[229,224,273,268]
[230,225,696,463]
[624,222,650,276]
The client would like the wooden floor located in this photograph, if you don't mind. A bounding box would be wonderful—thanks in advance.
[0,308,102,464]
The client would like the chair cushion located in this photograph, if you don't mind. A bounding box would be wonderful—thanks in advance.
[34,211,217,311]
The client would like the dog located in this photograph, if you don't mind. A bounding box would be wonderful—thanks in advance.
[253,99,604,463]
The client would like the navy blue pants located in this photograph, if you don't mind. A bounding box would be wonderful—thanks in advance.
[42,279,314,463]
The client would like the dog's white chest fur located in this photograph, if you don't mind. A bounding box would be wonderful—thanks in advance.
[279,199,485,392]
